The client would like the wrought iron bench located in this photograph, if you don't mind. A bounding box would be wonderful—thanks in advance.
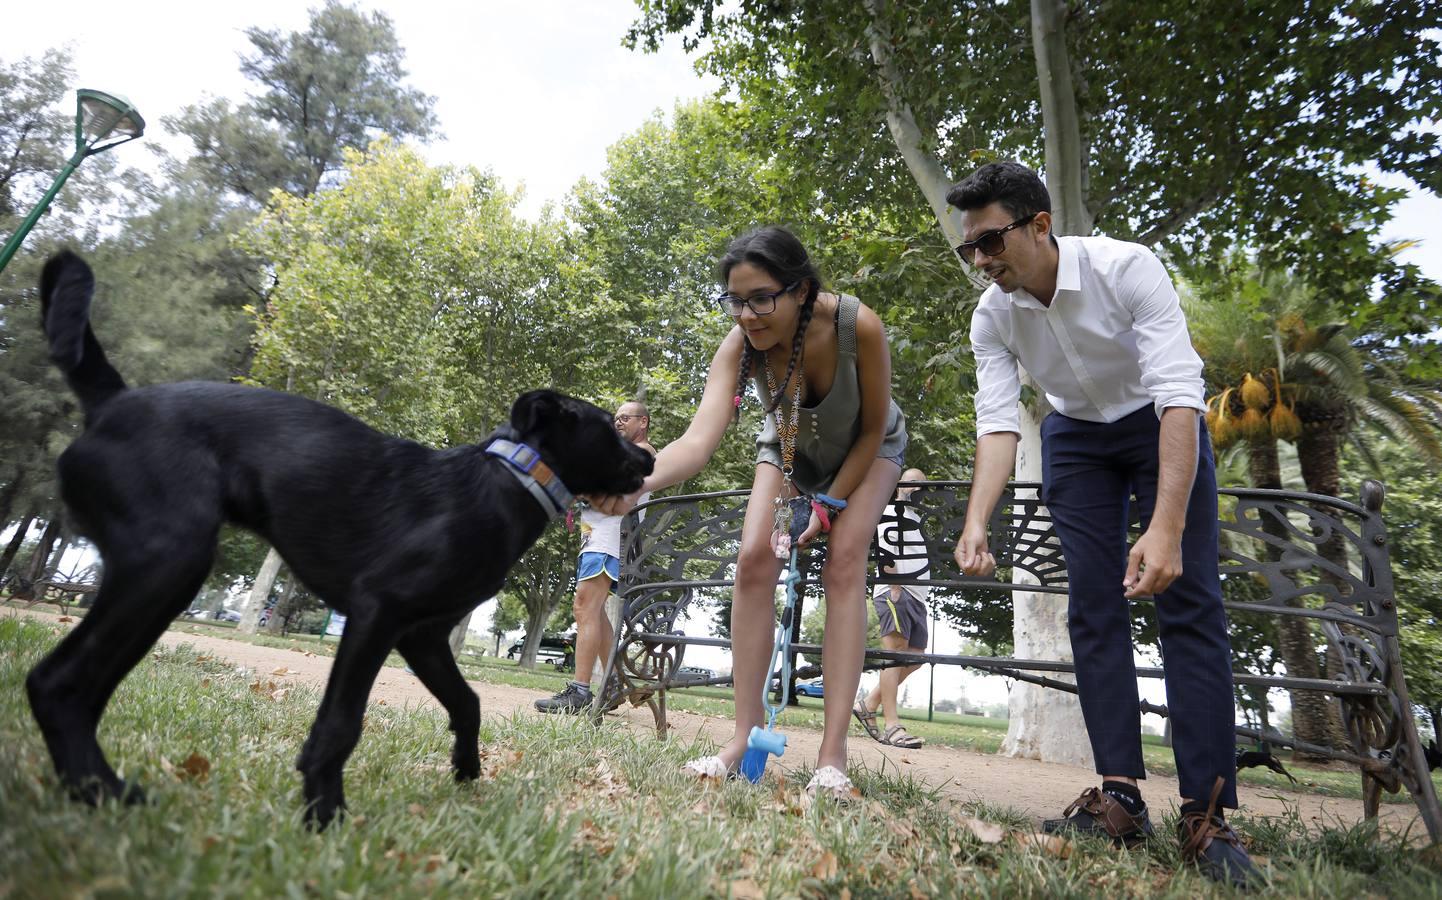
[598,479,1441,842]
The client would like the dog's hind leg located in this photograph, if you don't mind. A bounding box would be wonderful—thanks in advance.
[396,619,482,781]
[295,602,402,829]
[26,536,216,806]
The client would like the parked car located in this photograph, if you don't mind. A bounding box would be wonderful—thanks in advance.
[795,680,825,698]
[214,609,242,623]
[506,633,576,669]
[673,665,715,685]
[766,674,823,700]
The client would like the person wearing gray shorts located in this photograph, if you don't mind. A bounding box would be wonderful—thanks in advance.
[853,468,930,749]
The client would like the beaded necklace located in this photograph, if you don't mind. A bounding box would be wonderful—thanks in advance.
[763,350,804,558]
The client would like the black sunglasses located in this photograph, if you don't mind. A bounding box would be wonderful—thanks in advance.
[715,282,799,317]
[954,213,1037,264]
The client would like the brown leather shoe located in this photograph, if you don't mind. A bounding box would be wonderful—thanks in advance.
[1178,778,1258,889]
[1042,786,1155,847]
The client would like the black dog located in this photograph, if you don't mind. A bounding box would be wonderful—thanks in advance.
[25,252,652,827]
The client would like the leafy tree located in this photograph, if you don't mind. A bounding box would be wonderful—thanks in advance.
[625,0,1441,764]
[168,0,437,205]
[1189,261,1442,753]
[627,0,1441,331]
[242,139,625,663]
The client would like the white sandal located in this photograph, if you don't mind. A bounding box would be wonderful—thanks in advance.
[805,765,858,801]
[682,755,732,781]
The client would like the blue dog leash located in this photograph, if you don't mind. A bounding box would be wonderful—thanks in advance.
[739,495,812,783]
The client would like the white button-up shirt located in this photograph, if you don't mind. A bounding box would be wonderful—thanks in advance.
[971,235,1206,437]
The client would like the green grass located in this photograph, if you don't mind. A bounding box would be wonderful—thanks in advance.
[4,617,1440,898]
[16,601,1440,805]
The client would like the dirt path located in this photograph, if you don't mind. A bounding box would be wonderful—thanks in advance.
[9,607,1424,834]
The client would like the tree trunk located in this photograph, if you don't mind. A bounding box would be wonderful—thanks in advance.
[264,576,299,634]
[860,0,987,289]
[1249,438,1349,755]
[1,512,36,578]
[0,470,24,527]
[239,547,284,634]
[24,516,63,583]
[519,602,550,669]
[1296,424,1356,747]
[999,397,1092,767]
[45,535,73,578]
[862,0,1091,766]
[448,610,475,658]
[1030,0,1093,235]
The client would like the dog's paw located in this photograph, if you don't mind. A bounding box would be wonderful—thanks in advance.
[302,797,347,831]
[453,748,481,782]
[66,772,144,807]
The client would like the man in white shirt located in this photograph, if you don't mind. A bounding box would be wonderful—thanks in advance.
[535,400,657,714]
[948,161,1253,887]
[854,468,930,749]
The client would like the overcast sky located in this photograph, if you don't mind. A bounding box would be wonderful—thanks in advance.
[1,1,721,219]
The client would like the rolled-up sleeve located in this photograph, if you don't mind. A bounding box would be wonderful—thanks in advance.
[971,306,1023,437]
[1122,249,1206,417]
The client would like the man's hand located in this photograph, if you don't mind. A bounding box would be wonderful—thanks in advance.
[585,489,643,517]
[954,523,996,577]
[1123,527,1183,598]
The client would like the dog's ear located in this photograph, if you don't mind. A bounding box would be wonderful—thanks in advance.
[510,390,570,437]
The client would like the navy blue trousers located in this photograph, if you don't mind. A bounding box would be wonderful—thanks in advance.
[1041,406,1238,807]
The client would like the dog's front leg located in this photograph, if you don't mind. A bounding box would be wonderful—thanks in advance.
[297,610,398,829]
[396,620,481,781]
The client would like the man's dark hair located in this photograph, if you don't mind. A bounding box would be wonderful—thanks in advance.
[946,161,1052,220]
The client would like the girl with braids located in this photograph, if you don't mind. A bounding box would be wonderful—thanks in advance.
[589,226,907,798]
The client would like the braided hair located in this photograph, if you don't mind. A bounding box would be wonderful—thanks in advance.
[720,227,824,424]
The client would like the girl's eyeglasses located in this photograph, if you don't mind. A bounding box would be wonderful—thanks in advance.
[714,282,799,317]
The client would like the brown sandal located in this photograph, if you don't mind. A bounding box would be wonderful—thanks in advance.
[852,702,882,741]
[880,724,923,749]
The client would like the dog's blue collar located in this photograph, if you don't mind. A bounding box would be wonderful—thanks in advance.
[485,438,573,520]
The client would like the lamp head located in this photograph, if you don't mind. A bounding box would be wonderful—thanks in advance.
[75,89,145,157]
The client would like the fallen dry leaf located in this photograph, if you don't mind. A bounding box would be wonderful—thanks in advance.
[907,878,929,900]
[423,854,446,873]
[407,802,426,815]
[1012,832,1073,858]
[57,616,74,623]
[810,850,839,880]
[270,666,292,676]
[727,878,765,900]
[177,752,211,782]
[956,815,1007,844]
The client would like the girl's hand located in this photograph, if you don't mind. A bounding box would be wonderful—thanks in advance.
[798,509,823,545]
[585,488,643,517]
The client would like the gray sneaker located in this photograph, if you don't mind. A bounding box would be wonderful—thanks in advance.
[534,682,592,714]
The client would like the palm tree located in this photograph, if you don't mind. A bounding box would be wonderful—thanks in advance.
[1188,263,1442,757]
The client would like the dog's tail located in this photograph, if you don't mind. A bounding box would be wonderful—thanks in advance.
[40,251,126,414]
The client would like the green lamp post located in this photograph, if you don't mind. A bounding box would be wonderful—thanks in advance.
[0,89,145,275]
